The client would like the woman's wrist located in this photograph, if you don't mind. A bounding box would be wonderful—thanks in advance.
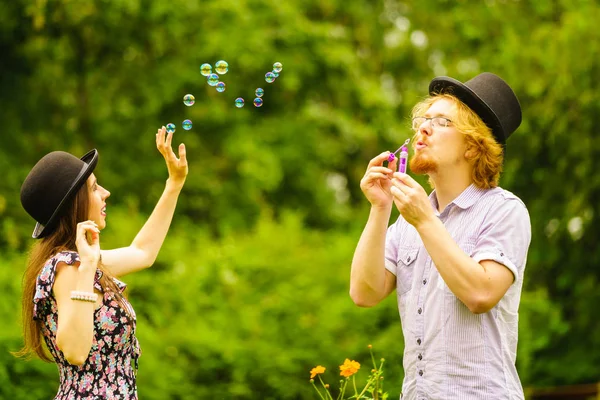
[165,177,185,192]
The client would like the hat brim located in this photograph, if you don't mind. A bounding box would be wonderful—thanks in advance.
[32,149,99,239]
[429,76,505,143]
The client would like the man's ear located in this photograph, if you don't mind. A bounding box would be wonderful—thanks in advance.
[464,147,476,160]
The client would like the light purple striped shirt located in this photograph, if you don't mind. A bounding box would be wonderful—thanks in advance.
[385,184,531,400]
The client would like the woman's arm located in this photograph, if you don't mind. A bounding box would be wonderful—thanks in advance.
[101,126,188,277]
[55,221,100,365]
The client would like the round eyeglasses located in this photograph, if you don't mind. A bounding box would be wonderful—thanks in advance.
[412,116,452,131]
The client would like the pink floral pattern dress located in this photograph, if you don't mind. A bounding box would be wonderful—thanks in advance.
[34,251,141,399]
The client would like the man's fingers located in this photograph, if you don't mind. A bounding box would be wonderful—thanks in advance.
[367,152,393,169]
[363,172,390,183]
[368,166,394,176]
[393,172,418,188]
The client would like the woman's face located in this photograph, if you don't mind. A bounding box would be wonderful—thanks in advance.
[86,173,110,229]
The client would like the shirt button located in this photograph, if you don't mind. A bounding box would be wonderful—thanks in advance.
[417,338,421,345]
[418,353,422,360]
[419,370,423,376]
[422,279,427,285]
[418,308,422,314]
[407,256,412,262]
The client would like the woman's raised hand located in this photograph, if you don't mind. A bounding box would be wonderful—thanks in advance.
[156,126,188,188]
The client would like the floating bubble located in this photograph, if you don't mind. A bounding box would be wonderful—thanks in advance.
[253,98,263,108]
[273,62,283,73]
[183,94,195,106]
[215,60,229,75]
[216,82,226,92]
[182,119,192,131]
[207,73,219,86]
[265,72,276,83]
[200,63,212,76]
[166,123,176,134]
[255,88,264,98]
[272,71,279,78]
[235,97,245,108]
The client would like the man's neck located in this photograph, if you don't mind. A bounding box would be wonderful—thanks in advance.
[429,167,473,212]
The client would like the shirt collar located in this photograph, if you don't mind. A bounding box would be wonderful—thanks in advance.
[429,183,489,213]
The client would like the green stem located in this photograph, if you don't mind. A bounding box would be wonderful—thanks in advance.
[311,380,327,400]
[338,379,347,400]
[353,375,358,398]
[355,374,377,399]
[318,376,334,400]
[369,347,377,369]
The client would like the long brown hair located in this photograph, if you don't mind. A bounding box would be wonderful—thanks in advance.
[14,179,130,362]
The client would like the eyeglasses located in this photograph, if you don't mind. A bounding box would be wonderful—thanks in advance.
[412,116,452,131]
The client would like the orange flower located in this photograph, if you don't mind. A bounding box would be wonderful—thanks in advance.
[310,365,326,379]
[339,358,360,378]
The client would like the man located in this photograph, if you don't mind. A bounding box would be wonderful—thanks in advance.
[350,72,531,399]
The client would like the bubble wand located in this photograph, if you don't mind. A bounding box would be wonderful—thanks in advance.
[387,138,410,173]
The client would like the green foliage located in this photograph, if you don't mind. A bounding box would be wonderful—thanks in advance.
[2,0,600,397]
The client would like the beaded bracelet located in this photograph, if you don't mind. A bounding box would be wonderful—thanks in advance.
[70,291,98,303]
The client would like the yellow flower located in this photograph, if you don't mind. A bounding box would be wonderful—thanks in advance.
[310,365,326,379]
[339,358,360,378]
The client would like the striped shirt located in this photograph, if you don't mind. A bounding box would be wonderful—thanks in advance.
[385,184,531,400]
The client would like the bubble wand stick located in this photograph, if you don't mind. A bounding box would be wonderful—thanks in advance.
[387,138,410,172]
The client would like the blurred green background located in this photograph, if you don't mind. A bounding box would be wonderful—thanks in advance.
[1,0,599,398]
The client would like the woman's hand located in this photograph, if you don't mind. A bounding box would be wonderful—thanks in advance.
[75,220,101,269]
[156,126,188,189]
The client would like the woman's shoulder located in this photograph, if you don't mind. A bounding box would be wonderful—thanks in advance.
[35,251,80,296]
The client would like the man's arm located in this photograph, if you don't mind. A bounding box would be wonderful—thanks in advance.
[390,173,531,314]
[351,151,399,307]
[416,217,514,313]
[350,206,397,307]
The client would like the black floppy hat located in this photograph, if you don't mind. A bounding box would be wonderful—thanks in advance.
[429,72,522,144]
[20,149,98,239]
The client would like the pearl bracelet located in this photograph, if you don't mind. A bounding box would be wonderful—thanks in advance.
[70,291,98,303]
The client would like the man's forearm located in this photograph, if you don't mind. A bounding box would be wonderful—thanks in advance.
[350,205,392,306]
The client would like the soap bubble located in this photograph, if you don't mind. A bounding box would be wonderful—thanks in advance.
[207,73,219,86]
[265,72,276,83]
[166,123,176,134]
[253,98,263,108]
[200,63,212,76]
[235,98,245,108]
[273,62,282,73]
[215,60,228,74]
[182,119,192,131]
[255,88,264,97]
[272,71,279,78]
[216,82,226,92]
[183,94,195,106]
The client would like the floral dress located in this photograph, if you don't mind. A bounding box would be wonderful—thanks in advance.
[34,251,141,399]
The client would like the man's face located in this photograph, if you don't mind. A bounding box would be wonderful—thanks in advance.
[409,98,467,175]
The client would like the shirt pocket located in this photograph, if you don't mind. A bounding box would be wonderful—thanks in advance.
[396,246,419,296]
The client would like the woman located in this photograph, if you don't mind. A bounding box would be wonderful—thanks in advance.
[15,126,187,399]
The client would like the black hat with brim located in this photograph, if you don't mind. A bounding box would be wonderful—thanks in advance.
[429,72,522,144]
[20,149,98,239]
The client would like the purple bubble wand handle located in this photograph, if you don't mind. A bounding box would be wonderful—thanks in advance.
[388,138,411,172]
[398,145,409,173]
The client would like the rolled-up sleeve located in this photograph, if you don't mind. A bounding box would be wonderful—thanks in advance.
[472,198,532,282]
[385,221,399,276]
